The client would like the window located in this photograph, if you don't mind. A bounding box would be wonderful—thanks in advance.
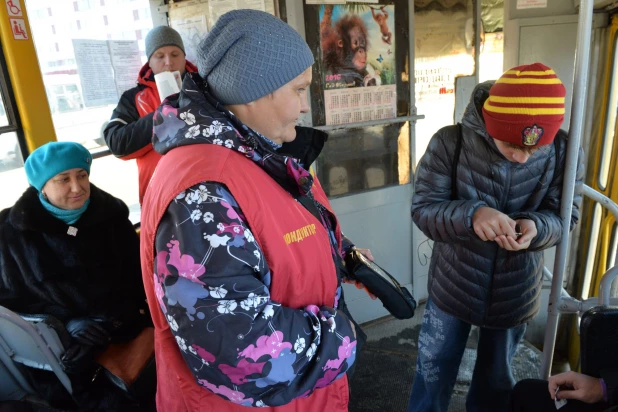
[25,0,153,214]
[133,9,139,20]
[51,25,55,34]
[74,0,95,11]
[135,29,142,40]
[599,32,618,191]
[48,7,52,16]
[582,204,603,300]
[76,20,81,30]
[607,222,618,272]
[0,53,27,211]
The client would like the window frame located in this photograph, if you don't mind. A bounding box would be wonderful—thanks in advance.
[598,30,618,190]
[0,40,27,160]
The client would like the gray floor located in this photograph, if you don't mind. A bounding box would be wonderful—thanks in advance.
[348,302,543,412]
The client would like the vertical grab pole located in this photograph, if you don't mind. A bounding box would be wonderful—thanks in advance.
[474,0,481,86]
[539,0,594,379]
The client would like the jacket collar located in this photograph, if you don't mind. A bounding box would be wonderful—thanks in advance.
[9,184,128,233]
[152,72,328,197]
[137,61,199,89]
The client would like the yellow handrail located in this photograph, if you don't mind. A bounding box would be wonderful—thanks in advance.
[0,2,56,153]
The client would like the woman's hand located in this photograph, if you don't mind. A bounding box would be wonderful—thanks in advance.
[65,318,110,346]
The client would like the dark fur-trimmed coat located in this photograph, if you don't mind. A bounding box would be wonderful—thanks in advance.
[0,184,149,331]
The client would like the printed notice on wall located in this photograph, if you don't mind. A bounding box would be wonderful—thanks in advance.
[516,0,547,9]
[171,16,208,64]
[208,0,270,27]
[73,39,144,107]
[324,85,396,126]
[73,40,118,107]
[108,40,143,98]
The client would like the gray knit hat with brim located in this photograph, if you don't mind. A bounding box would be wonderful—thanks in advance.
[197,9,315,105]
[146,26,185,60]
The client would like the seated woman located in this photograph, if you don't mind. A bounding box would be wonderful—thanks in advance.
[0,142,151,410]
[509,371,617,411]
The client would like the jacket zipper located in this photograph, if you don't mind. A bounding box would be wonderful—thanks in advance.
[483,162,512,324]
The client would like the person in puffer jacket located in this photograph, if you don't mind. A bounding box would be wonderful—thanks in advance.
[103,26,197,204]
[407,63,585,412]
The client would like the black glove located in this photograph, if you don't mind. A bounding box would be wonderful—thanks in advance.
[61,343,96,375]
[65,318,110,347]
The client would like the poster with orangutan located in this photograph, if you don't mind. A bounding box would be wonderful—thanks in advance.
[320,4,397,125]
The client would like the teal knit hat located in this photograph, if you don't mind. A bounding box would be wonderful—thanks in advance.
[197,9,314,105]
[25,142,92,191]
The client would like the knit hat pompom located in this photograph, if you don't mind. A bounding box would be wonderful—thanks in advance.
[25,142,92,191]
[197,9,315,105]
[146,26,185,60]
[482,62,566,147]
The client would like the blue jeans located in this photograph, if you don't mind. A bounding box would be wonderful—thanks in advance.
[407,297,526,412]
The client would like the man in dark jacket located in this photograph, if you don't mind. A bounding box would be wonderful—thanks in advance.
[408,63,584,412]
[103,26,197,204]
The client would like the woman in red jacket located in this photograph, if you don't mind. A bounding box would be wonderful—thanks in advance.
[139,9,372,412]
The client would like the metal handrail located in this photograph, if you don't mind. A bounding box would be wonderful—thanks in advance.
[599,266,618,306]
[540,183,618,377]
[539,0,594,380]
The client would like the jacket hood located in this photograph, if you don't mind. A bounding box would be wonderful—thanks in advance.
[152,72,328,198]
[461,80,494,141]
[137,61,199,89]
[461,80,515,159]
[8,184,129,233]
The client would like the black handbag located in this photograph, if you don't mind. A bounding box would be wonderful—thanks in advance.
[344,249,417,319]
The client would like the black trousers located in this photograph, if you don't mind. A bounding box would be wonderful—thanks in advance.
[509,379,609,412]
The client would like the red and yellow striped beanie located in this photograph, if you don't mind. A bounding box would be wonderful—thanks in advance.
[482,63,566,147]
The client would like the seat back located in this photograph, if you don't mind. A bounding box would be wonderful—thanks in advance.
[580,306,618,378]
[0,306,72,394]
[0,353,32,401]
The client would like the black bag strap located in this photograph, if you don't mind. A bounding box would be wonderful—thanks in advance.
[297,194,322,223]
[451,123,463,200]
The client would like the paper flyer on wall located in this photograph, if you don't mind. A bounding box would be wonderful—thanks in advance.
[208,0,270,27]
[108,40,143,98]
[170,15,208,64]
[72,39,118,107]
[73,39,145,107]
[319,4,396,125]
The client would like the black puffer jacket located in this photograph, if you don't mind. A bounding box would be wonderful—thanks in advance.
[412,82,584,329]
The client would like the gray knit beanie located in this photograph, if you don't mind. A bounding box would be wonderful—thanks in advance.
[146,26,185,60]
[197,9,314,105]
